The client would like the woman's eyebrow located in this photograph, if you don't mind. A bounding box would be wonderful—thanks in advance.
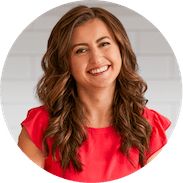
[71,43,88,51]
[71,36,110,50]
[96,36,110,43]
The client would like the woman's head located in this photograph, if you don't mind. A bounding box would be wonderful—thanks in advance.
[40,6,138,91]
[69,17,122,90]
[37,5,151,172]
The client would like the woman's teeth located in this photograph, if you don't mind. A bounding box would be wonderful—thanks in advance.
[89,65,109,74]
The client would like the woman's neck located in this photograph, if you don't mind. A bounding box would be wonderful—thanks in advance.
[77,85,115,128]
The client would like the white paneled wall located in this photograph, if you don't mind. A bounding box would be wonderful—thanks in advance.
[1,1,181,142]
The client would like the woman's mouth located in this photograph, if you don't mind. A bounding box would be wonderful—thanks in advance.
[88,65,110,75]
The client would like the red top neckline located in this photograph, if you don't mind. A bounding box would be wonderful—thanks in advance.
[86,125,114,134]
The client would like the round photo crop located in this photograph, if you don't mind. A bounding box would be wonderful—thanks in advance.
[0,0,182,182]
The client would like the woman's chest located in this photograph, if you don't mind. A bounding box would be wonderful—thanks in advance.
[44,130,140,182]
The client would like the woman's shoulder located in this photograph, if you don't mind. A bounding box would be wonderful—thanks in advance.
[21,105,49,150]
[22,105,49,130]
[143,107,171,160]
[142,107,171,131]
[26,105,49,117]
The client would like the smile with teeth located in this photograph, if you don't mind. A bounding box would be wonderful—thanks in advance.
[89,65,110,75]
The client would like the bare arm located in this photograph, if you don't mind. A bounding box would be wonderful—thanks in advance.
[147,149,162,163]
[18,127,45,168]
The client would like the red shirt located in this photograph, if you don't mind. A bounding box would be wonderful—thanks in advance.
[21,106,171,182]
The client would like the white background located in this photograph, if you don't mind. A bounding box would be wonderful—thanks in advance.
[0,0,182,182]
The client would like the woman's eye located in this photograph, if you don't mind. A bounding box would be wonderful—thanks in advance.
[75,48,87,54]
[100,42,110,47]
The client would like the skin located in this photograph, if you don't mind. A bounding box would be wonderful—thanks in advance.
[18,18,159,168]
[18,127,45,167]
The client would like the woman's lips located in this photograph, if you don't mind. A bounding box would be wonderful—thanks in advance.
[88,65,111,76]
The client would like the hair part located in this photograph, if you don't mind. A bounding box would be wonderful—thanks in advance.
[37,5,152,172]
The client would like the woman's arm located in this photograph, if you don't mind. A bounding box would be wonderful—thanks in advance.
[146,149,162,163]
[18,127,45,168]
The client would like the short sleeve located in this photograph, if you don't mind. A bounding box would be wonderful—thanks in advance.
[143,108,171,159]
[21,106,49,151]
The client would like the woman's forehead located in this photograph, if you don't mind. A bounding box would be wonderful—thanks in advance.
[70,18,114,44]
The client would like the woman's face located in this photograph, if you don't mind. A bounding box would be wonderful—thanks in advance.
[69,18,122,89]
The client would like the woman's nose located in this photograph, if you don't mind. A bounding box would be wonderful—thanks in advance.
[89,48,103,64]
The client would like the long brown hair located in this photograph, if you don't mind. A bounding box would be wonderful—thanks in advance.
[37,5,152,172]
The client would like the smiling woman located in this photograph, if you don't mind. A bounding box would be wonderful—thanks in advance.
[17,5,171,182]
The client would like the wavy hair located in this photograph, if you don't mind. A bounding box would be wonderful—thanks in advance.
[37,5,152,172]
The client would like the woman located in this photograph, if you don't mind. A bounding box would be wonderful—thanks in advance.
[18,5,171,182]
